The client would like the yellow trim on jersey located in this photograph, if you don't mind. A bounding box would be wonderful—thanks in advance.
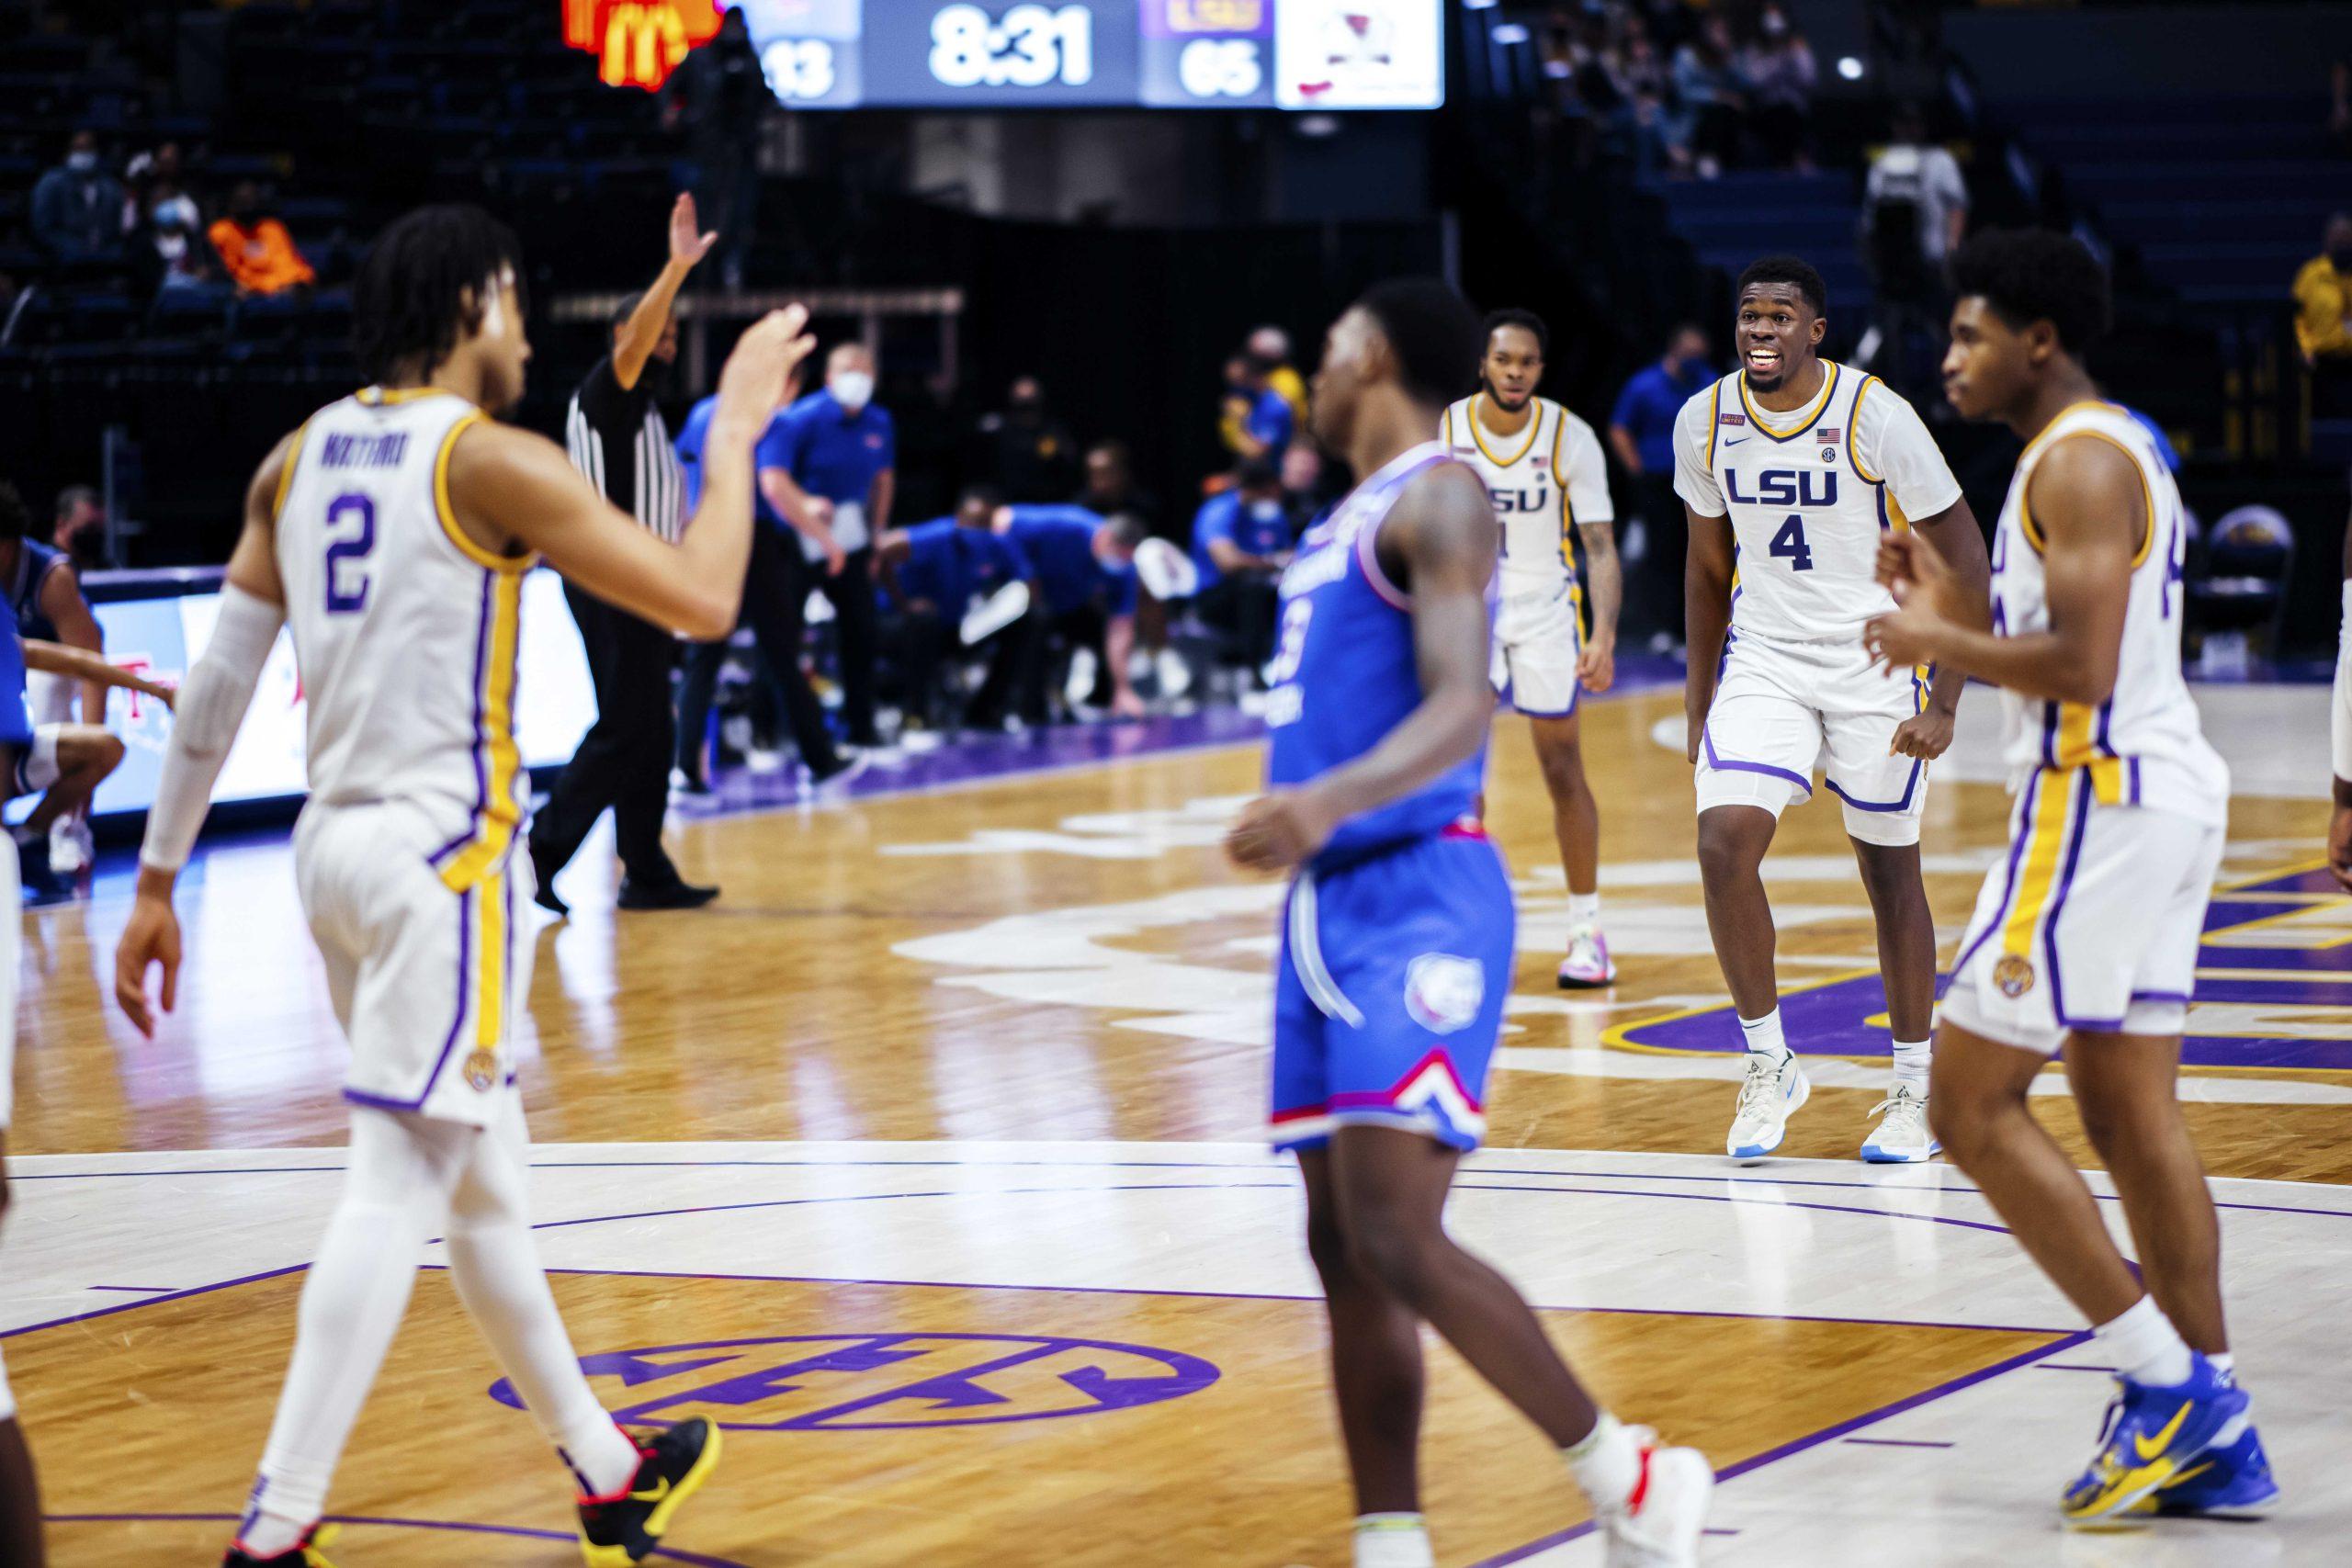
[1553,413,1577,572]
[273,418,312,522]
[356,385,456,407]
[1705,380,1723,468]
[1736,361,1841,440]
[2000,768,2082,961]
[1464,392,1544,468]
[2050,700,2100,770]
[1848,376,1884,483]
[2015,425,2158,566]
[436,568,527,894]
[476,868,506,1051]
[433,410,534,575]
[2088,755,2128,807]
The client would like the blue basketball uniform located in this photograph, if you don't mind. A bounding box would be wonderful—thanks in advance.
[0,591,37,798]
[1264,441,1512,1154]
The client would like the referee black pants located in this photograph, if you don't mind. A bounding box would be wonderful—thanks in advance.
[531,581,682,888]
[737,523,846,775]
[811,543,881,746]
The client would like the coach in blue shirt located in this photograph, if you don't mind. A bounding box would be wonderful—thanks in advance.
[1189,460,1291,678]
[1608,322,1713,643]
[758,343,894,747]
[876,487,1036,730]
[1001,503,1147,722]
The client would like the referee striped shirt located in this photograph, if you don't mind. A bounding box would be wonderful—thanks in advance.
[565,354,684,543]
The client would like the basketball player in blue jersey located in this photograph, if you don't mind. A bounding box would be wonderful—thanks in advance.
[1868,231,2271,1525]
[1227,279,1712,1568]
[111,206,814,1567]
[1679,255,1989,1163]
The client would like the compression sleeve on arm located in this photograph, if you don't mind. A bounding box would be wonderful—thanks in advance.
[2335,580,2352,784]
[138,583,285,874]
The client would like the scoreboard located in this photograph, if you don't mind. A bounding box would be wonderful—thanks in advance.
[730,0,1443,110]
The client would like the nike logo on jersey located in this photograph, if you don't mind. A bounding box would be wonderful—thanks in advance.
[1722,435,1749,447]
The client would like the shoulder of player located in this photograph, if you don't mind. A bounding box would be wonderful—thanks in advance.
[1408,460,1497,526]
[2022,429,2147,547]
[246,424,310,520]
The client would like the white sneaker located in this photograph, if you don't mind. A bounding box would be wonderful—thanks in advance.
[1860,1084,1939,1163]
[1601,1432,1714,1568]
[745,746,786,775]
[1557,924,1617,988]
[1725,1051,1809,1162]
[49,817,93,876]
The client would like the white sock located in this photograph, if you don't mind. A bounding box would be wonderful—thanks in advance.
[1891,1039,1932,1095]
[1739,1009,1791,1065]
[2095,1295,2194,1387]
[448,1098,642,1499]
[1564,1409,1642,1513]
[1566,891,1600,927]
[1352,1513,1434,1568]
[2210,1351,2234,1377]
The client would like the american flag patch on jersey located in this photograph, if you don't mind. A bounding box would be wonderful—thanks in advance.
[1818,427,1842,443]
[1717,412,1747,425]
[1532,454,1549,468]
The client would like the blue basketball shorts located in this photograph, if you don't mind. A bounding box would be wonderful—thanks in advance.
[1270,826,1516,1154]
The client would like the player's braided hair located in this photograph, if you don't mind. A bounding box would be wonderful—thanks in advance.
[1358,277,1483,411]
[1950,229,2112,355]
[352,204,526,385]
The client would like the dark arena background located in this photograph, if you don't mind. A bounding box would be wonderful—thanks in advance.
[1,2,2349,1566]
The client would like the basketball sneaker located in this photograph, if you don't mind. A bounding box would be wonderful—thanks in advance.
[223,1523,339,1566]
[1557,925,1617,988]
[1725,1052,1809,1161]
[2061,1355,2245,1524]
[2138,1403,2279,1517]
[1859,1086,1939,1163]
[577,1417,723,1566]
[1598,1431,1714,1568]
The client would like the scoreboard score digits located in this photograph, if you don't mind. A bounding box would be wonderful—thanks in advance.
[721,0,1441,110]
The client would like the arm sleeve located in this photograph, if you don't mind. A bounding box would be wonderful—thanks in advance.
[1860,385,1965,520]
[138,583,286,874]
[1671,394,1726,516]
[1559,416,1615,526]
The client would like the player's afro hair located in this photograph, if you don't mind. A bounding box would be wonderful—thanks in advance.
[1483,307,1549,358]
[353,204,526,384]
[1950,229,2112,355]
[1735,254,1828,316]
[1357,277,1483,411]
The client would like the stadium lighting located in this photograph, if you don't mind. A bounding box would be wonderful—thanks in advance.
[1837,56,1865,81]
[1491,23,1531,44]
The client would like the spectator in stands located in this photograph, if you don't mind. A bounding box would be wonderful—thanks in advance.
[1191,460,1292,680]
[1861,103,1969,404]
[31,129,126,264]
[1221,353,1295,463]
[876,487,1035,732]
[1609,322,1713,646]
[1247,325,1309,426]
[1668,16,1745,179]
[975,376,1080,502]
[758,343,895,750]
[2296,213,2352,414]
[135,177,226,300]
[1737,5,1816,170]
[121,141,187,234]
[661,5,766,289]
[51,486,109,573]
[209,183,315,296]
[999,506,1148,721]
[1072,439,1161,537]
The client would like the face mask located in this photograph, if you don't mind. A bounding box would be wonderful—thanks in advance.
[67,150,97,174]
[831,371,875,412]
[1250,500,1283,523]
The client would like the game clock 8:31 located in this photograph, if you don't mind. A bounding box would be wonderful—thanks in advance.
[928,4,1093,89]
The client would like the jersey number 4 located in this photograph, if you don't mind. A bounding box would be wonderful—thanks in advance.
[324,492,377,615]
[1769,513,1815,572]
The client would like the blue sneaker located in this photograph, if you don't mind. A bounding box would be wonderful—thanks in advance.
[2062,1355,2246,1524]
[2142,1422,2280,1517]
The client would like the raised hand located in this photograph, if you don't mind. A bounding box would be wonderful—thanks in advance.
[669,191,718,268]
[717,305,817,431]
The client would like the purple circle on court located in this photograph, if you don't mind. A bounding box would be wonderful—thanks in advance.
[490,1331,1221,1431]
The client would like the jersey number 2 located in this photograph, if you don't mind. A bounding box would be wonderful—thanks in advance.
[324,493,377,615]
[1769,513,1815,572]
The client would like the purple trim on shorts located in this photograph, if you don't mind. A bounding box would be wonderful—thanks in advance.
[428,572,496,866]
[1949,769,2041,981]
[2129,756,2143,806]
[2047,771,2094,1029]
[2038,701,2059,770]
[2064,1017,2127,1032]
[1823,757,1924,813]
[345,880,474,1113]
[1700,727,1813,796]
[2130,990,2192,1005]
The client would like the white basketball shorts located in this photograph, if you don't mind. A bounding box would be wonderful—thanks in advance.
[294,800,531,1128]
[1695,632,1930,847]
[1940,771,2221,1055]
[1491,575,1584,718]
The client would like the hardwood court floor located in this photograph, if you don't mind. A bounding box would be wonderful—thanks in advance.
[6,683,2351,1565]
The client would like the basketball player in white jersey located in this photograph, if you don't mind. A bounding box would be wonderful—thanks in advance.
[1677,255,1989,1163]
[1445,310,1623,987]
[111,204,815,1567]
[1866,229,2272,1523]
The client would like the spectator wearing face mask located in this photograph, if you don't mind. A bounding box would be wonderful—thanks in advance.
[208,181,315,296]
[1190,460,1293,680]
[758,343,896,750]
[137,177,226,300]
[1738,5,1817,171]
[975,376,1080,502]
[31,129,125,264]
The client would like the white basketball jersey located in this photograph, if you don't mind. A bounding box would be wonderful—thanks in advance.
[276,387,534,891]
[1673,363,1962,643]
[1442,394,1611,585]
[1990,400,2227,822]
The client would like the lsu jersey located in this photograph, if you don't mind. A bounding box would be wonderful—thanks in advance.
[1442,393,1611,584]
[1673,363,1962,642]
[1988,400,2227,824]
[275,386,535,892]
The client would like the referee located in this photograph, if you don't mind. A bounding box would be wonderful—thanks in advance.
[529,194,718,915]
